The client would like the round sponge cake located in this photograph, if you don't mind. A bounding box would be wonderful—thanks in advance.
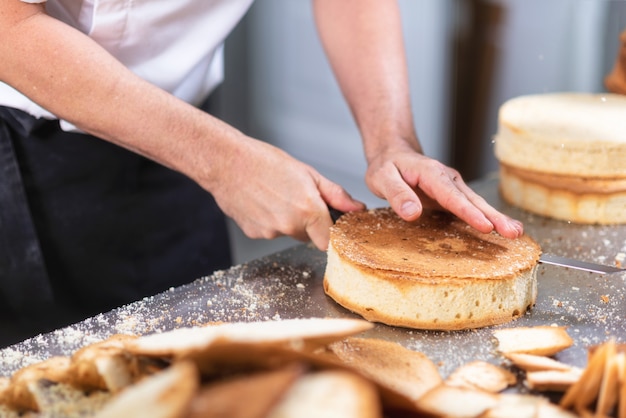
[494,93,626,224]
[323,208,541,331]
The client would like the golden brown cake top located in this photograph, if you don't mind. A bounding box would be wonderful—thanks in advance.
[329,208,541,280]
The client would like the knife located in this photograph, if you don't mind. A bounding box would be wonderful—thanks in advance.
[538,253,624,275]
[327,207,625,275]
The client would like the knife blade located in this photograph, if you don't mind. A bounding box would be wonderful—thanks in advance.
[539,253,625,275]
[326,207,625,275]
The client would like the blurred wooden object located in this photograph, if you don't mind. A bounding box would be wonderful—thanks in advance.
[605,29,626,94]
[450,0,505,182]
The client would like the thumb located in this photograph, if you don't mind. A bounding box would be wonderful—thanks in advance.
[391,197,423,222]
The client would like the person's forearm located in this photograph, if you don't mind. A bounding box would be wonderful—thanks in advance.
[0,4,241,191]
[312,0,422,159]
[0,3,369,250]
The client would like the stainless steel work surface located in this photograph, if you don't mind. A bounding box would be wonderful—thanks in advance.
[1,174,625,386]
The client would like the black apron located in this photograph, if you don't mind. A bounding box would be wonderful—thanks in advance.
[0,106,231,347]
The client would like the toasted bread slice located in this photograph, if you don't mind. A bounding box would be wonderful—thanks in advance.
[525,369,583,392]
[619,352,626,418]
[480,393,578,418]
[68,334,137,392]
[504,353,574,372]
[93,361,198,418]
[266,370,381,418]
[187,363,304,418]
[0,376,10,406]
[181,340,339,377]
[445,361,516,393]
[30,380,111,417]
[479,393,543,418]
[596,345,621,416]
[417,384,499,417]
[181,336,419,415]
[4,357,72,412]
[560,339,610,410]
[326,337,441,411]
[0,405,26,417]
[535,402,579,418]
[125,318,373,357]
[493,326,573,356]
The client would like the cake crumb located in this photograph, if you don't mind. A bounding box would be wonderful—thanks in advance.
[615,252,625,268]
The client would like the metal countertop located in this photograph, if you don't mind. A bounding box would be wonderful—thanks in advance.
[1,174,625,387]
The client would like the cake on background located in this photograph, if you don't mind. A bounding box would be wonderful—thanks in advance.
[494,92,626,224]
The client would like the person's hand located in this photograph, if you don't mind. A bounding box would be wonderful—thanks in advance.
[206,136,365,251]
[312,0,522,239]
[364,142,524,239]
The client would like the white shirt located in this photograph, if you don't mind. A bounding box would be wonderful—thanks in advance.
[1,0,254,130]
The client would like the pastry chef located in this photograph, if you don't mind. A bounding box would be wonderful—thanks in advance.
[0,0,522,346]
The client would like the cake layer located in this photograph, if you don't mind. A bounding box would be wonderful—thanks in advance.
[324,208,541,331]
[494,93,626,178]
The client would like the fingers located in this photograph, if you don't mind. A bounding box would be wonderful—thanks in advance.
[451,177,523,238]
[368,156,524,239]
[415,164,497,234]
[418,167,524,238]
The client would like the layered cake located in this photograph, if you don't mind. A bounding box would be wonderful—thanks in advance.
[324,208,542,331]
[494,93,626,224]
